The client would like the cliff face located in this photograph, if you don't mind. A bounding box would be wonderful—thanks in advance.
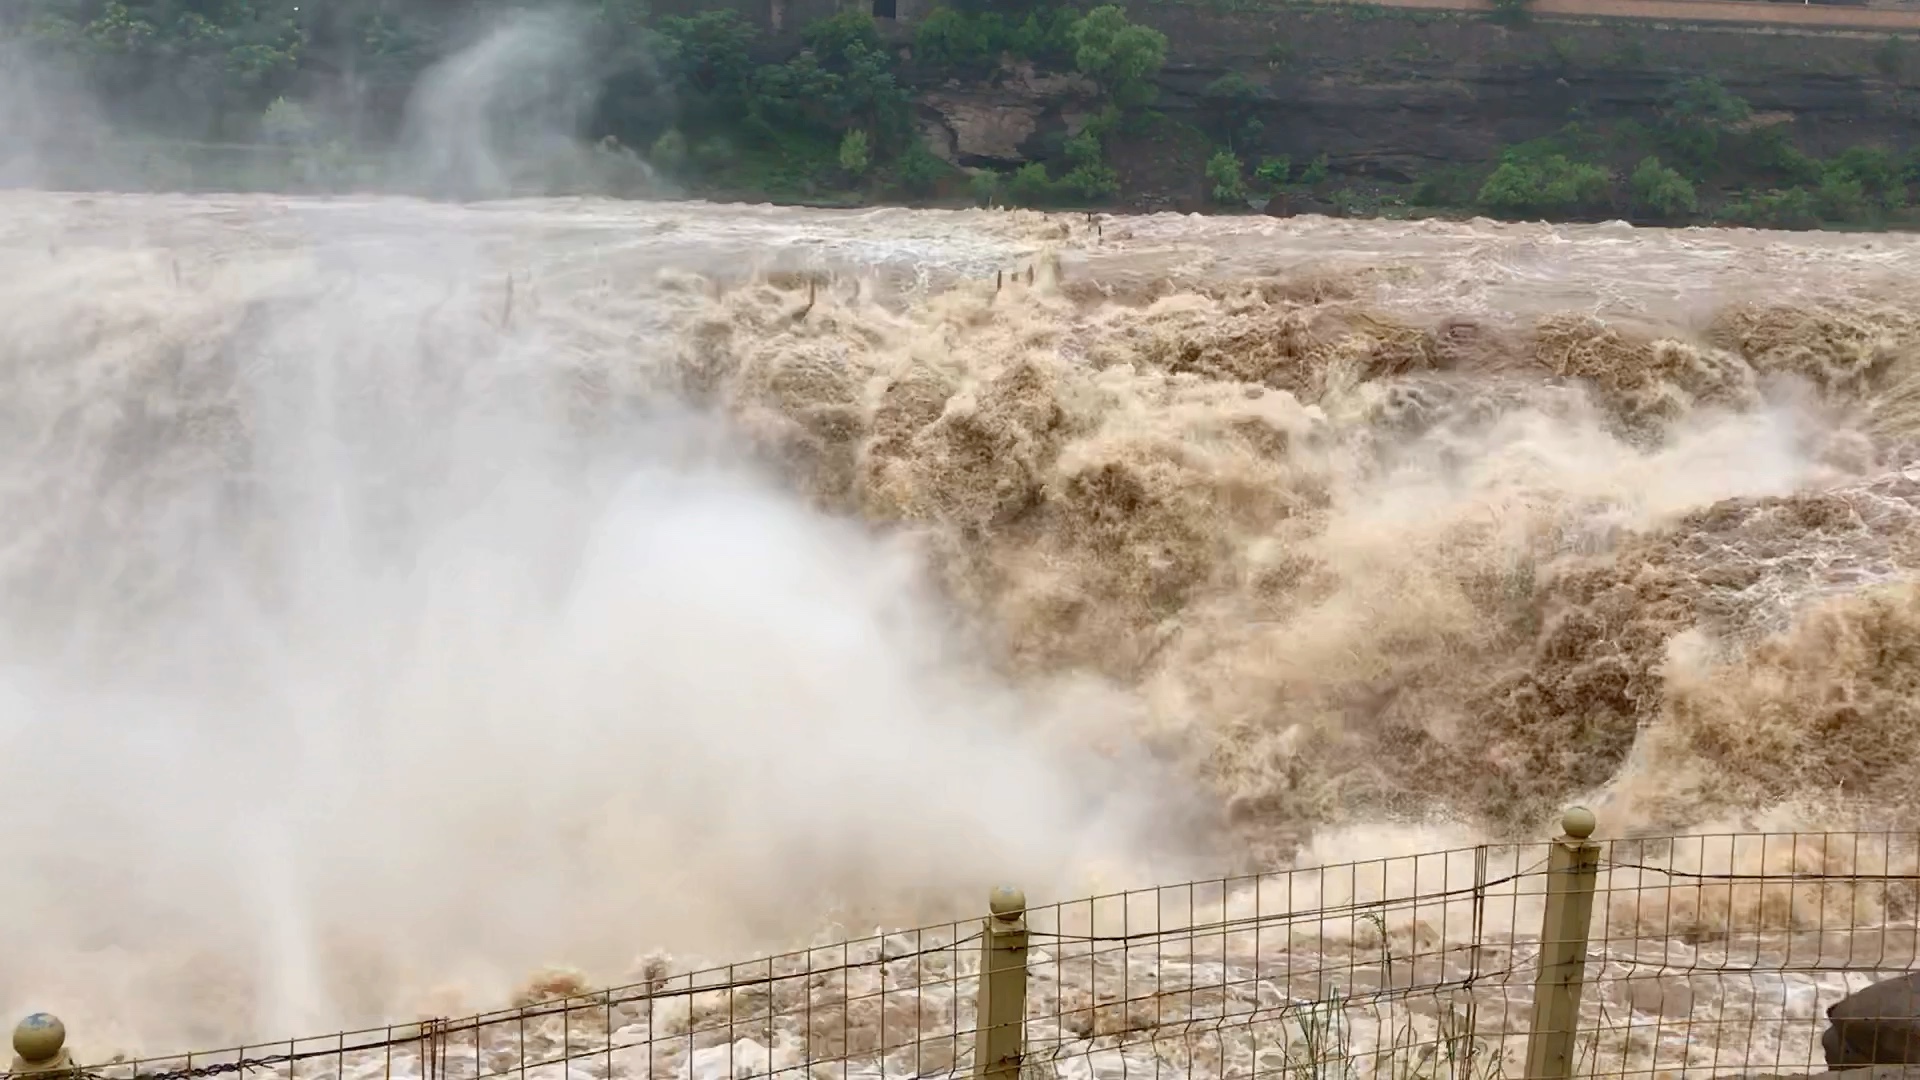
[911,2,1920,205]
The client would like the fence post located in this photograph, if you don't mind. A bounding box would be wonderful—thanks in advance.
[1524,808,1602,1080]
[11,1014,75,1076]
[973,886,1029,1080]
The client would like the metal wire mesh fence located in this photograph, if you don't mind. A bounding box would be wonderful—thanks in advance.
[9,812,1920,1080]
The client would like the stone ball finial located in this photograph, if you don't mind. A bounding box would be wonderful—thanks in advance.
[13,1013,66,1064]
[1561,806,1598,841]
[988,886,1026,918]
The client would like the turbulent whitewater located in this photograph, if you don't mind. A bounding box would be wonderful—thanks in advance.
[2,190,1919,1054]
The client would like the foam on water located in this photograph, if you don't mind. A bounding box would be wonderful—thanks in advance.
[1,188,1919,1065]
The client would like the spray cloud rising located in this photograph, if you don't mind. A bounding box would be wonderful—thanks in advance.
[4,8,1920,1064]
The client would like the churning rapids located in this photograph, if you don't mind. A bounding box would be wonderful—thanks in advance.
[3,190,1920,1059]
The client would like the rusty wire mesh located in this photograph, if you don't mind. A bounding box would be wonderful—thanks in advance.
[16,829,1920,1080]
[1016,841,1549,1080]
[1578,830,1920,1078]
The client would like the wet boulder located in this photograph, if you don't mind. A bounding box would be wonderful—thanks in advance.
[1825,974,1920,1067]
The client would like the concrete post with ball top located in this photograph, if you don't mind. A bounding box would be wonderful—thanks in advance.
[1523,808,1602,1080]
[11,1014,75,1077]
[973,886,1029,1080]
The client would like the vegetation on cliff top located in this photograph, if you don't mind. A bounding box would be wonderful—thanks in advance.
[4,0,1920,230]
[1195,61,1920,230]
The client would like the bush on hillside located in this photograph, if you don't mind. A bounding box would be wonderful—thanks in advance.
[1206,150,1247,204]
[1629,156,1696,219]
[1069,4,1167,110]
[1477,154,1610,217]
[1719,187,1819,229]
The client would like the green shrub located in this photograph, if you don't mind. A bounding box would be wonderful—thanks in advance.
[1201,71,1264,146]
[1300,152,1330,185]
[914,7,999,70]
[895,141,947,195]
[916,6,1081,71]
[970,169,1002,206]
[1629,156,1696,219]
[1206,149,1247,204]
[260,97,315,145]
[1412,164,1482,207]
[655,11,760,107]
[1814,170,1869,223]
[803,10,884,63]
[1064,129,1104,168]
[995,157,1119,206]
[1006,7,1082,67]
[1059,163,1120,200]
[649,128,690,173]
[838,129,872,179]
[1069,5,1168,110]
[1733,125,1822,186]
[1204,71,1260,100]
[1490,0,1531,26]
[692,134,737,172]
[1255,155,1292,187]
[1477,154,1610,217]
[1826,145,1906,210]
[1007,162,1056,205]
[1664,75,1751,128]
[1875,34,1908,80]
[1718,187,1819,229]
[1653,76,1749,175]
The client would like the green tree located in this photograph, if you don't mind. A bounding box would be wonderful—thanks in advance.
[1201,71,1265,149]
[838,129,872,179]
[655,11,758,105]
[1006,6,1080,67]
[894,141,948,194]
[1007,161,1055,204]
[649,128,690,174]
[1719,187,1818,229]
[1814,170,1869,222]
[592,0,656,69]
[1477,154,1610,217]
[1665,75,1751,128]
[803,9,884,64]
[1735,124,1822,186]
[970,168,1002,206]
[1826,145,1906,210]
[38,0,306,137]
[914,7,999,71]
[1654,76,1749,176]
[1059,161,1119,200]
[1206,149,1246,204]
[1629,156,1696,219]
[260,95,313,145]
[1069,5,1166,110]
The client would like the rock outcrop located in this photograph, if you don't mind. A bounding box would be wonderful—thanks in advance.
[917,65,1098,168]
[1825,974,1920,1068]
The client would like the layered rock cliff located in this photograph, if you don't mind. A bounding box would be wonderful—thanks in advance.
[909,2,1920,207]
